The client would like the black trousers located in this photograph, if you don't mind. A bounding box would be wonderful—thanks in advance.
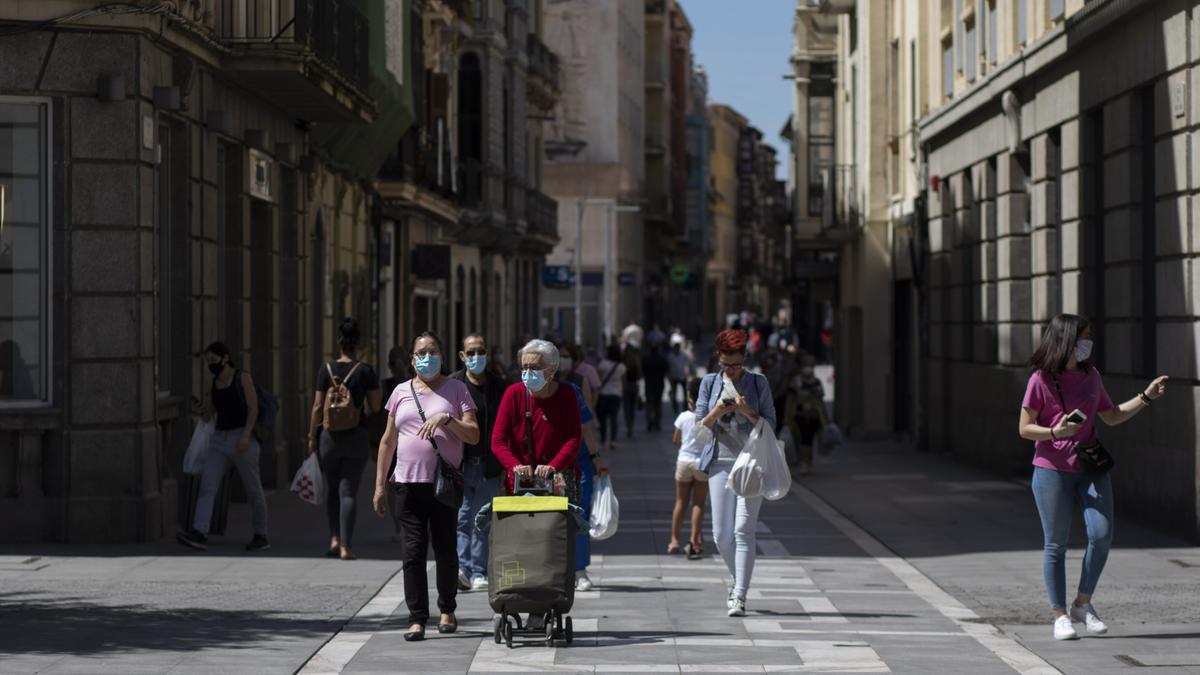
[668,378,686,415]
[621,381,639,434]
[645,382,664,430]
[394,482,459,625]
[319,427,368,548]
[596,394,622,443]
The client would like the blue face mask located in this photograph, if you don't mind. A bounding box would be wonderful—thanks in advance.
[413,354,441,378]
[466,355,487,375]
[522,368,547,393]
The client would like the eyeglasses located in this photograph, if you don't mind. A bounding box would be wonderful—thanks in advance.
[414,349,440,357]
[462,349,487,357]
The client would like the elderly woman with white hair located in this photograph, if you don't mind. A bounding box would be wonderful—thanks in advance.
[491,339,582,496]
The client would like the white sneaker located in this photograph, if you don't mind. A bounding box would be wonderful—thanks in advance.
[575,572,594,592]
[1069,603,1108,635]
[1053,615,1079,640]
[727,596,746,617]
[471,575,488,591]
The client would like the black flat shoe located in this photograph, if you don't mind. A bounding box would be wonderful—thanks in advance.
[437,622,457,634]
[325,547,339,558]
[403,627,425,642]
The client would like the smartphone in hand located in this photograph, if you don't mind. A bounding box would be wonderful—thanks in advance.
[1064,409,1087,425]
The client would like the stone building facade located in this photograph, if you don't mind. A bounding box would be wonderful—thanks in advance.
[920,0,1200,539]
[541,0,647,348]
[802,0,1200,539]
[0,0,408,542]
[377,0,558,366]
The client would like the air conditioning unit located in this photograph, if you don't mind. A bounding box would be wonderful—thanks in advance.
[248,149,274,202]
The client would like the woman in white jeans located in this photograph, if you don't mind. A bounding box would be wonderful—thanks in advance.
[694,328,776,617]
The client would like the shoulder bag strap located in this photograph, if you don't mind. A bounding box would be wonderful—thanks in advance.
[409,379,438,450]
[598,361,618,389]
[326,362,338,385]
[524,390,538,465]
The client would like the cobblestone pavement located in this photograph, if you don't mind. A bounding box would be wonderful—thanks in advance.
[3,420,1199,674]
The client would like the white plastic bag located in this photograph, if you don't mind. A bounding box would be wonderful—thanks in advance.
[183,418,215,476]
[727,419,792,500]
[290,454,326,506]
[589,475,619,540]
[819,422,844,454]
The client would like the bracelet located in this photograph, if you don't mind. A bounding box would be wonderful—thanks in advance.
[1139,391,1152,406]
[1049,427,1057,441]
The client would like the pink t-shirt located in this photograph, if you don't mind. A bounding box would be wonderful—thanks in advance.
[386,378,476,483]
[1021,368,1114,473]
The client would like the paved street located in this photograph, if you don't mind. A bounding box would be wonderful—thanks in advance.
[3,420,1200,674]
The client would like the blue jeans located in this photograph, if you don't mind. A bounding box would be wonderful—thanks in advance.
[575,450,596,572]
[708,458,763,598]
[456,460,499,579]
[1031,467,1114,610]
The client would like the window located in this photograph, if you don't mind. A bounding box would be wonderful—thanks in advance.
[1049,0,1065,22]
[156,119,190,396]
[987,0,998,65]
[807,63,834,217]
[954,0,963,72]
[910,40,918,121]
[1016,0,1027,46]
[965,17,976,83]
[0,100,49,403]
[942,38,954,100]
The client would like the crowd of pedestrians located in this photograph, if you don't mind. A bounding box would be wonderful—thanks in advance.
[175,310,1170,643]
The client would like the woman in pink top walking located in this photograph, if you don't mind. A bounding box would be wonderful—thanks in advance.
[1017,314,1167,642]
[373,332,480,642]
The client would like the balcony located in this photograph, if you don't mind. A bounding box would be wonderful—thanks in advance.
[526,34,561,110]
[379,129,456,198]
[213,0,375,123]
[526,189,559,245]
[821,164,862,238]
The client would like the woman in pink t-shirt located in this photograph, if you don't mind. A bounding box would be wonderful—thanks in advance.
[1018,314,1167,642]
[373,332,479,642]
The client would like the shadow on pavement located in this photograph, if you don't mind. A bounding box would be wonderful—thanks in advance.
[0,592,335,656]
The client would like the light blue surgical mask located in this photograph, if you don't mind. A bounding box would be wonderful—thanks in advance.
[466,354,487,375]
[1074,339,1093,363]
[414,354,441,378]
[522,368,547,393]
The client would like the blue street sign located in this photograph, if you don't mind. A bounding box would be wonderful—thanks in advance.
[618,272,635,287]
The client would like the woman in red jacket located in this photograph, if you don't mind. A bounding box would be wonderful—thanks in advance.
[491,339,581,494]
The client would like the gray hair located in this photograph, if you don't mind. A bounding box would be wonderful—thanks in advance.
[518,339,560,370]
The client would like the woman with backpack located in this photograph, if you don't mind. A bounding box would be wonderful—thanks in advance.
[1018,314,1167,640]
[178,342,270,552]
[694,328,776,618]
[308,318,382,561]
[373,331,479,642]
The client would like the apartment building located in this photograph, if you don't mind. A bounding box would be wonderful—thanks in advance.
[796,0,1200,538]
[0,0,411,542]
[375,0,559,364]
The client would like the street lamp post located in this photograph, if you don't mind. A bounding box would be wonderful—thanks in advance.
[606,204,640,346]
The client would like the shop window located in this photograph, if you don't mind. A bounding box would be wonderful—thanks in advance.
[0,100,50,404]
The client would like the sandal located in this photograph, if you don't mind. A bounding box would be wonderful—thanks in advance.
[667,543,682,554]
[685,542,703,560]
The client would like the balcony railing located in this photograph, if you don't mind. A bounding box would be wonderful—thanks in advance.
[381,128,456,197]
[526,34,561,91]
[526,189,558,239]
[214,0,370,93]
[821,164,861,231]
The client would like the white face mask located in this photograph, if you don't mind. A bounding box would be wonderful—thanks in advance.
[1074,339,1093,363]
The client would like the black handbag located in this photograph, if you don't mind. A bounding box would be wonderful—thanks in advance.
[410,380,464,508]
[1053,375,1115,475]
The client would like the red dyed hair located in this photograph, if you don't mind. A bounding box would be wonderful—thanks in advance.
[714,328,748,354]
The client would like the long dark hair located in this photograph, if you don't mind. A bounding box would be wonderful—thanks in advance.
[337,317,361,353]
[1027,313,1091,374]
[205,341,235,368]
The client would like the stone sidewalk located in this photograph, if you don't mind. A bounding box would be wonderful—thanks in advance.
[3,422,1198,673]
[311,425,1060,674]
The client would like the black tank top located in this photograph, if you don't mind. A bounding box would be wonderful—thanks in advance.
[212,374,248,431]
